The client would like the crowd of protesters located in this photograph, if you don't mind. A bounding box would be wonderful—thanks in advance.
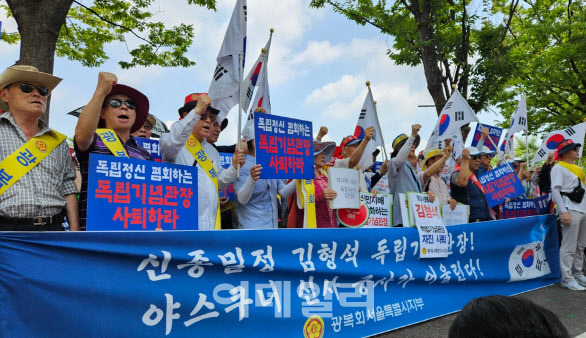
[1,65,585,291]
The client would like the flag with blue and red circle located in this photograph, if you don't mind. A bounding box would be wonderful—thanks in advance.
[532,122,586,163]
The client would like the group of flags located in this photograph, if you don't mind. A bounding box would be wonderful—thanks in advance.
[208,1,583,168]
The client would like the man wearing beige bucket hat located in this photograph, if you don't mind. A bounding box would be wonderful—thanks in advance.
[0,65,79,231]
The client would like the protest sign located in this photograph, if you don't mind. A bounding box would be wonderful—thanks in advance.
[408,192,449,258]
[327,168,360,209]
[501,195,552,219]
[371,161,383,172]
[442,204,470,226]
[502,199,538,219]
[399,193,413,227]
[0,216,560,337]
[478,164,525,207]
[470,123,502,151]
[218,152,235,201]
[254,114,313,179]
[365,172,390,194]
[86,154,198,231]
[361,193,392,228]
[134,137,162,162]
[336,200,370,228]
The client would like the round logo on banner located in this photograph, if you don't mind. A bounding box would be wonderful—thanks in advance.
[546,134,565,150]
[522,249,535,267]
[186,138,197,148]
[438,114,450,136]
[336,200,370,228]
[35,140,48,153]
[303,315,324,338]
[422,247,427,255]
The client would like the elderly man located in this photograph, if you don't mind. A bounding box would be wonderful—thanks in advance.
[131,114,157,139]
[160,93,245,230]
[0,65,79,231]
[451,147,491,223]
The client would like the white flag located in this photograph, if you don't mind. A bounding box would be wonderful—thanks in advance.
[425,126,464,161]
[432,89,477,141]
[532,122,586,163]
[508,241,551,282]
[241,34,272,141]
[355,85,384,169]
[499,95,528,157]
[208,0,247,122]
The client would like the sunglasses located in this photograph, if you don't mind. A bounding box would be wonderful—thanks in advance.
[471,155,481,160]
[107,98,136,110]
[15,83,49,96]
[200,111,217,123]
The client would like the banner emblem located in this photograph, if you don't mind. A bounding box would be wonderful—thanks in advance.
[35,140,48,153]
[303,315,324,338]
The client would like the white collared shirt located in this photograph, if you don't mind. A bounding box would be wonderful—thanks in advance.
[160,111,237,230]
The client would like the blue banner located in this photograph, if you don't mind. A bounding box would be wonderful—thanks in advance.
[135,137,162,162]
[371,161,383,172]
[501,194,552,219]
[471,123,502,151]
[478,164,525,207]
[218,152,235,201]
[0,216,559,337]
[254,114,314,179]
[86,153,198,231]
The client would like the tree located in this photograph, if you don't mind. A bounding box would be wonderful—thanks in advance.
[513,135,539,162]
[492,0,586,134]
[1,0,217,120]
[309,0,519,117]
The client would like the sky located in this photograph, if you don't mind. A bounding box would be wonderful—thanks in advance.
[1,0,502,155]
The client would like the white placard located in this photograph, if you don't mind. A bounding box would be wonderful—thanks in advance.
[365,172,390,194]
[398,193,412,227]
[441,204,470,226]
[361,193,392,228]
[408,192,449,258]
[327,168,360,209]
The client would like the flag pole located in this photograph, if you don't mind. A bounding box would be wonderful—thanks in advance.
[237,52,243,177]
[366,81,388,161]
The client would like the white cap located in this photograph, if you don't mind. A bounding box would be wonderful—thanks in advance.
[465,146,482,156]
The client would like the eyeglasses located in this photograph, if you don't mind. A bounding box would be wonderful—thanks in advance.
[107,98,136,110]
[201,112,217,123]
[15,83,49,96]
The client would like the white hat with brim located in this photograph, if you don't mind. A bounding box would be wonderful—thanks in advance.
[481,146,496,155]
[0,65,62,111]
[465,146,482,157]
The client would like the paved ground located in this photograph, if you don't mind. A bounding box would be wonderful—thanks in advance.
[376,283,586,337]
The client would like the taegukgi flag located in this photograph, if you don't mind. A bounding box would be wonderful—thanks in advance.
[500,94,528,157]
[508,241,551,282]
[241,32,272,141]
[354,84,384,169]
[531,122,586,163]
[433,89,477,141]
[208,0,247,122]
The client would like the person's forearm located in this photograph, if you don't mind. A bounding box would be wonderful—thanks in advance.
[552,187,567,213]
[74,92,106,151]
[370,172,382,188]
[160,111,201,162]
[424,156,448,179]
[396,135,415,166]
[456,161,470,187]
[349,140,369,168]
[236,176,256,204]
[278,180,297,199]
[65,194,80,231]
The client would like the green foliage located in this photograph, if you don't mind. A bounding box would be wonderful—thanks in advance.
[513,135,539,161]
[2,0,217,69]
[0,4,20,44]
[492,0,586,134]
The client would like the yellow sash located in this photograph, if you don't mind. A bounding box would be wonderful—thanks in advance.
[296,178,317,228]
[185,134,221,230]
[0,131,67,195]
[96,128,128,157]
[557,161,586,184]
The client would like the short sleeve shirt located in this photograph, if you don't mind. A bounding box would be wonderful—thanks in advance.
[550,164,586,213]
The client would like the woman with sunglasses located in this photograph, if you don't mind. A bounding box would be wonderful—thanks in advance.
[74,72,152,230]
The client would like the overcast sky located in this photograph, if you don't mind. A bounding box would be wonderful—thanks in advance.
[1,0,501,154]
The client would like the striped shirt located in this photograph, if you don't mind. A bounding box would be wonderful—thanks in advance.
[75,133,152,229]
[0,111,78,218]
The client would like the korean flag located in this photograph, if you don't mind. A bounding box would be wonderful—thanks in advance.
[508,241,551,282]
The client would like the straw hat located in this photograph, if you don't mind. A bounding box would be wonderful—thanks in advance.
[420,148,443,171]
[0,65,62,111]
